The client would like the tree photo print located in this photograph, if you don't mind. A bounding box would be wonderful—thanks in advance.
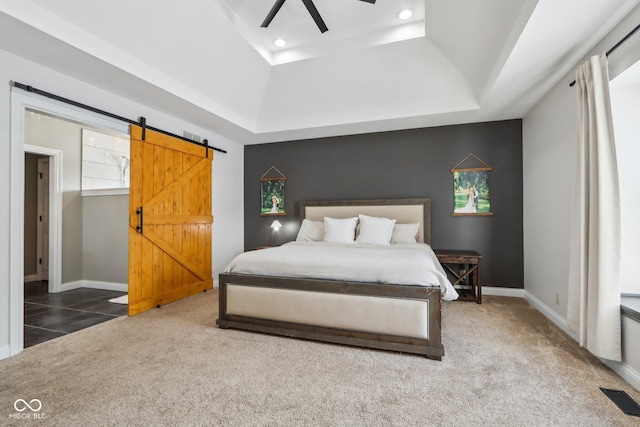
[452,170,492,215]
[260,178,286,215]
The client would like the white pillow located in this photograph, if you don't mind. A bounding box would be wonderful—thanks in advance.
[296,219,324,241]
[323,217,358,243]
[391,223,420,244]
[355,214,396,245]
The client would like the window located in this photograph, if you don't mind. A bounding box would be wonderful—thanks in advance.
[81,129,130,192]
[610,61,640,295]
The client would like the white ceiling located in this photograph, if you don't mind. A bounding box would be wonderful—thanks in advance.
[218,0,427,65]
[0,0,639,145]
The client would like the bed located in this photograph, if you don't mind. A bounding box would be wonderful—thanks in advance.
[216,198,456,360]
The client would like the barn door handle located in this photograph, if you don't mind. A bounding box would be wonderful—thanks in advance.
[135,206,143,234]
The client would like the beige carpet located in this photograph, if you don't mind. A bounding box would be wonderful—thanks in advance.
[1,292,639,426]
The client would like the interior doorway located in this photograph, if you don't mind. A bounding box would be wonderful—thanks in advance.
[10,91,131,356]
[37,157,50,281]
[24,153,48,284]
[23,144,62,294]
[21,114,130,348]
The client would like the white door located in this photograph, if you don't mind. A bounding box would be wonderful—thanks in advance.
[37,157,50,281]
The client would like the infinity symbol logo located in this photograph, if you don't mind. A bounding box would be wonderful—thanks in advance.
[14,399,42,412]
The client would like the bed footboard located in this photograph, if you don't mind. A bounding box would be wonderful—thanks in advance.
[216,273,444,360]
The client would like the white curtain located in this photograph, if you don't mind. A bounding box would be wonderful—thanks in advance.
[567,54,621,362]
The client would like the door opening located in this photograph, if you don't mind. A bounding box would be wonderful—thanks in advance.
[37,157,50,281]
[24,145,62,294]
[10,91,130,357]
[23,153,49,285]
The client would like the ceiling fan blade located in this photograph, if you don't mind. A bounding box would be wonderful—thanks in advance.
[301,0,328,33]
[261,0,286,28]
[358,0,377,3]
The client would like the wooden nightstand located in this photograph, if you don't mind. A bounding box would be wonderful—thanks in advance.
[434,249,482,304]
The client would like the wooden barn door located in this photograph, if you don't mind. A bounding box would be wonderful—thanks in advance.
[128,125,213,316]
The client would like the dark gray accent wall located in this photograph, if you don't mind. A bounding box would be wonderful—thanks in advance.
[244,120,523,288]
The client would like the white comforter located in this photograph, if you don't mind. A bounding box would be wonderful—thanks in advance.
[224,241,459,301]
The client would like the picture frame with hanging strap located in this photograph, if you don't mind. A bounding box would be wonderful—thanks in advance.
[451,154,493,216]
[260,166,287,216]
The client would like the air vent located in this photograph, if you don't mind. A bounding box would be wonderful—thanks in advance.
[183,130,202,143]
[600,388,640,417]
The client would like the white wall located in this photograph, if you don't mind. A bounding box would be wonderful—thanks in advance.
[0,47,245,359]
[522,77,575,317]
[523,5,640,390]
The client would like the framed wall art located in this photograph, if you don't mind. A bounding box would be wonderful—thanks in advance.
[451,154,493,216]
[260,166,287,216]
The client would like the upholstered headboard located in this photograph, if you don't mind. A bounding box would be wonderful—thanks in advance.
[299,198,431,244]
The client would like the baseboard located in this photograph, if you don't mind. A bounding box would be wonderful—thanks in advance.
[0,345,11,361]
[483,286,525,298]
[24,274,39,283]
[603,359,640,393]
[59,280,83,292]
[524,291,579,341]
[60,280,127,293]
[82,280,128,292]
[525,290,640,392]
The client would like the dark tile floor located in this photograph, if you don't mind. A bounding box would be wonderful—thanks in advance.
[24,281,127,348]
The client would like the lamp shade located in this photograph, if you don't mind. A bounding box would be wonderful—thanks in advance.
[270,220,282,230]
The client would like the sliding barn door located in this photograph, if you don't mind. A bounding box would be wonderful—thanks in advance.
[128,125,213,316]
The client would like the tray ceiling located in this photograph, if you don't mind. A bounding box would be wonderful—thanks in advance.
[0,0,639,144]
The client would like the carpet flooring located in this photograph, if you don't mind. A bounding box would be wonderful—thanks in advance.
[1,291,639,426]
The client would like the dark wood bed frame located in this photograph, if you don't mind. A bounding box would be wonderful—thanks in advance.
[216,198,444,360]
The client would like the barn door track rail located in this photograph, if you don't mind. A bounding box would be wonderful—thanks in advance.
[12,81,226,155]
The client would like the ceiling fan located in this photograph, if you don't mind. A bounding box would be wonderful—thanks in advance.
[261,0,376,34]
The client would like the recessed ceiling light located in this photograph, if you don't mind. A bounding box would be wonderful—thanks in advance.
[273,38,287,48]
[397,9,412,20]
